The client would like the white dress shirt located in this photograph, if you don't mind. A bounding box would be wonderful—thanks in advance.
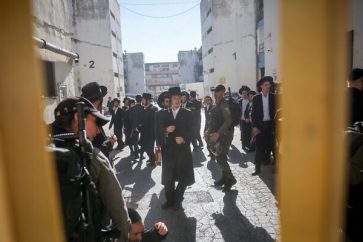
[172,107,180,119]
[241,98,249,120]
[262,93,271,121]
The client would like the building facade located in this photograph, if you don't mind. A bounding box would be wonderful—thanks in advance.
[32,0,125,123]
[200,0,257,96]
[178,49,200,84]
[145,62,180,97]
[123,52,146,96]
[72,0,125,98]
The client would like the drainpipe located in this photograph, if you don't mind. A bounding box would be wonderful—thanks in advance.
[33,37,79,60]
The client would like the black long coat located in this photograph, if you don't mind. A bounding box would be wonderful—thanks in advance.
[139,105,158,148]
[160,108,195,186]
[109,107,124,133]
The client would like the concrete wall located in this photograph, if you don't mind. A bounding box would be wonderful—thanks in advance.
[124,52,145,95]
[263,0,280,82]
[72,0,125,98]
[178,50,199,83]
[32,0,76,123]
[201,0,257,96]
[350,0,363,68]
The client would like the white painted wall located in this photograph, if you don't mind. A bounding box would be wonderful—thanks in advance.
[124,53,145,95]
[351,0,363,68]
[180,82,205,99]
[201,0,257,96]
[263,0,280,82]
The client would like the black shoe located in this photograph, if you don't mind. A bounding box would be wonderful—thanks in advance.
[161,202,174,209]
[214,178,225,187]
[252,170,261,176]
[222,178,237,192]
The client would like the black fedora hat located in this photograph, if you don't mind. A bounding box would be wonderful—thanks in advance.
[157,91,170,108]
[81,82,107,102]
[142,93,152,100]
[168,87,181,96]
[257,76,274,86]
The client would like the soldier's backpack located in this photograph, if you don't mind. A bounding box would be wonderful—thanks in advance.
[47,143,102,242]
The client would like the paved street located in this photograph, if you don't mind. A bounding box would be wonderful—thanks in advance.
[109,119,280,242]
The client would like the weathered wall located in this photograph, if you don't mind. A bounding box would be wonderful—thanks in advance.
[263,0,279,82]
[201,0,257,95]
[124,52,145,95]
[178,50,199,84]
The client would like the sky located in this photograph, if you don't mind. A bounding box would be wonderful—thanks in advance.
[118,0,202,63]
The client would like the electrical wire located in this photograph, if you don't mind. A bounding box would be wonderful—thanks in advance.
[120,2,200,18]
[120,1,199,6]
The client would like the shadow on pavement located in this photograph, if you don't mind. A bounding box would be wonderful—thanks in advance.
[116,156,156,209]
[143,193,197,242]
[192,148,207,168]
[212,190,274,242]
[206,159,222,183]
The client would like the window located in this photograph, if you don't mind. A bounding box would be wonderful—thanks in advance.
[42,61,56,97]
[209,68,214,73]
[113,52,117,58]
[208,47,213,54]
[114,72,119,77]
[207,26,212,35]
[111,31,116,38]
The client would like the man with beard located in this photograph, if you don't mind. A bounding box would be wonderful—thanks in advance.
[139,93,158,166]
[251,76,276,175]
[129,95,144,159]
[160,87,195,210]
[187,91,203,150]
[155,91,171,151]
[109,98,125,150]
[81,82,116,161]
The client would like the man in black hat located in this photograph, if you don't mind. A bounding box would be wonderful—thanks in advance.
[81,82,116,160]
[187,91,203,150]
[109,98,126,150]
[129,95,144,159]
[139,93,158,165]
[239,85,252,151]
[348,68,363,125]
[251,76,276,175]
[155,92,171,150]
[50,97,131,241]
[181,91,190,109]
[123,97,134,156]
[205,84,237,191]
[159,87,195,210]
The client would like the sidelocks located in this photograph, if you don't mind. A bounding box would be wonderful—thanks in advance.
[47,101,119,242]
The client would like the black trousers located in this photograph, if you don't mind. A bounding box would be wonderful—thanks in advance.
[240,120,252,149]
[114,128,124,148]
[254,121,275,171]
[140,139,155,161]
[165,179,187,205]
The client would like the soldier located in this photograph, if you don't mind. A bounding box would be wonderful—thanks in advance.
[81,82,116,160]
[205,85,237,192]
[50,97,131,241]
[139,93,158,166]
[186,91,203,150]
[109,98,125,150]
[129,95,143,159]
[160,87,195,210]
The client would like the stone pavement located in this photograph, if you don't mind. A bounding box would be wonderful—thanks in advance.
[110,123,280,242]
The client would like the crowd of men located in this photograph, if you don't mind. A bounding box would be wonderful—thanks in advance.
[47,76,281,241]
[47,68,363,241]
